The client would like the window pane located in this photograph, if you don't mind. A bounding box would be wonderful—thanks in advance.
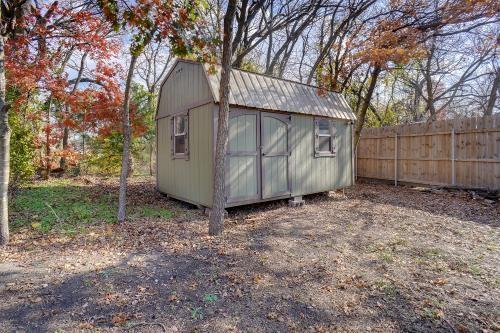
[318,136,331,152]
[175,135,185,154]
[318,119,330,135]
[175,116,186,134]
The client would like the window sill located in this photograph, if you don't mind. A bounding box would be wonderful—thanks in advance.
[172,154,189,160]
[314,152,336,158]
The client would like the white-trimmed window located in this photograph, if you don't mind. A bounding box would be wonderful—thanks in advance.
[171,113,189,158]
[314,118,337,157]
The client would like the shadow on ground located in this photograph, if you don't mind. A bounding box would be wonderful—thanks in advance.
[1,246,475,333]
[2,178,499,332]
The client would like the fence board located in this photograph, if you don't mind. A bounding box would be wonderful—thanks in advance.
[357,115,500,190]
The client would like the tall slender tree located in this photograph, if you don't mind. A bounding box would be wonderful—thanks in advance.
[0,24,10,246]
[485,69,499,116]
[209,0,237,236]
[97,0,210,222]
[0,0,33,245]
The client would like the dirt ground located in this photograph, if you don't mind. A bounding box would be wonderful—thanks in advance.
[1,177,499,333]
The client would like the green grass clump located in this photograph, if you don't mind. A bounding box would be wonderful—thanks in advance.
[11,180,115,233]
[10,179,173,234]
[141,207,173,219]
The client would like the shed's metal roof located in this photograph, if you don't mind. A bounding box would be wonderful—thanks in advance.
[203,63,356,121]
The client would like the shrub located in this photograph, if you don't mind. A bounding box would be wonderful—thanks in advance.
[9,112,36,186]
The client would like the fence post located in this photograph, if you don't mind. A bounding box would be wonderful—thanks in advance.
[394,133,398,186]
[352,122,356,185]
[451,127,456,186]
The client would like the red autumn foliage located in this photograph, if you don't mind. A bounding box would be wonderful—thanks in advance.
[6,0,148,168]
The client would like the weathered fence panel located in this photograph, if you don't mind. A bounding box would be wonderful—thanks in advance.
[357,115,500,190]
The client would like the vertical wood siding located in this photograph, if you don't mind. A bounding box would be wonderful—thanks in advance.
[156,60,356,207]
[261,114,289,198]
[157,62,212,119]
[228,156,258,199]
[290,115,353,196]
[227,113,259,201]
[157,103,213,206]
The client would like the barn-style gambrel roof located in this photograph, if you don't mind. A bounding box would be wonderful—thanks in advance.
[203,63,356,121]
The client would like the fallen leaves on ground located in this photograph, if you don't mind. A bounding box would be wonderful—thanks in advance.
[0,177,499,333]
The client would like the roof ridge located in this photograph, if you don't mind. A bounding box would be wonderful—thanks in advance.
[192,58,338,94]
[230,66,339,94]
[173,58,355,121]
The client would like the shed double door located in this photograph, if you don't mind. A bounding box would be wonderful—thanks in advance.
[226,110,290,204]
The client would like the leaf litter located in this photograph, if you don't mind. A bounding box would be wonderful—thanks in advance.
[0,177,499,332]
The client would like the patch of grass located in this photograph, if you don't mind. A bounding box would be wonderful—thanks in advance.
[11,181,116,234]
[10,178,173,234]
[413,247,450,272]
[379,251,394,263]
[141,207,173,219]
[387,238,408,248]
[203,293,218,303]
[420,298,445,320]
[374,279,397,296]
[190,307,204,320]
[99,269,114,279]
[422,307,444,320]
[83,278,95,287]
[422,248,444,259]
[367,243,395,263]
[468,265,482,276]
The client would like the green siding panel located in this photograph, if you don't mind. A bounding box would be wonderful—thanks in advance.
[158,107,352,207]
[262,156,288,197]
[157,62,213,119]
[291,114,352,196]
[263,116,287,154]
[157,103,213,206]
[227,113,259,202]
[261,114,289,198]
[229,115,257,152]
[228,156,258,199]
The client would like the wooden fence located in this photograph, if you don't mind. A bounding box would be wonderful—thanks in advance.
[356,115,500,190]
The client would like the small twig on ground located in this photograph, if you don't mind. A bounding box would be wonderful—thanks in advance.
[127,322,167,332]
[443,318,458,333]
[44,202,62,223]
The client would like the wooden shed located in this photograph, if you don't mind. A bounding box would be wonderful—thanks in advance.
[156,59,356,208]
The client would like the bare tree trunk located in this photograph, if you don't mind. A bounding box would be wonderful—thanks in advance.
[127,155,133,178]
[61,52,87,170]
[60,125,69,170]
[423,35,437,121]
[370,105,382,124]
[485,70,499,116]
[117,54,138,223]
[354,65,381,148]
[44,98,52,179]
[209,0,237,236]
[149,142,154,176]
[147,93,155,176]
[0,36,10,245]
[265,0,274,72]
[425,68,437,121]
[411,77,423,121]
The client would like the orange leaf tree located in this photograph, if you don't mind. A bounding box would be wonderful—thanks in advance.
[96,0,214,222]
[6,1,126,175]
